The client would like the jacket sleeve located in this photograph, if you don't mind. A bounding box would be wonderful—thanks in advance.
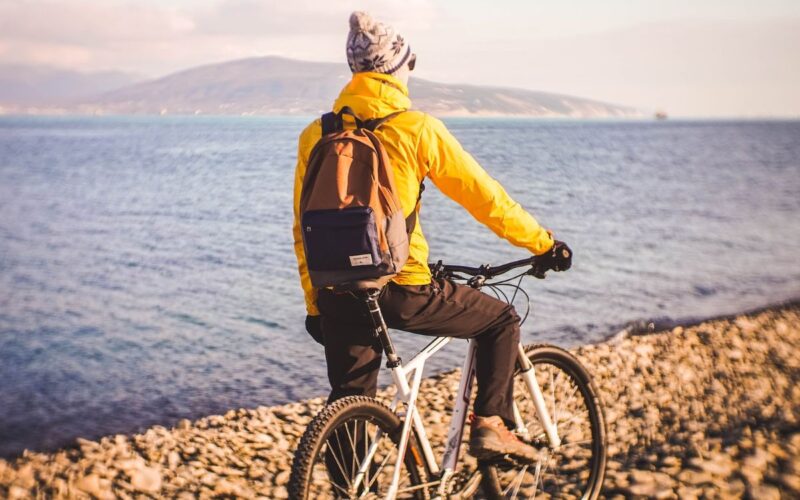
[292,121,321,316]
[419,116,554,255]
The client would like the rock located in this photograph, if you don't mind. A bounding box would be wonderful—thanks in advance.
[75,473,111,499]
[780,472,800,493]
[129,465,162,493]
[688,455,734,477]
[749,484,781,500]
[626,482,674,498]
[7,486,29,500]
[739,464,763,487]
[168,451,181,470]
[742,448,770,471]
[214,478,252,497]
[274,469,290,486]
[116,456,145,471]
[177,419,192,431]
[13,464,35,489]
[677,469,713,486]
[675,485,700,500]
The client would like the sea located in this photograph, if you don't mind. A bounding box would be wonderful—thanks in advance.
[1,116,799,457]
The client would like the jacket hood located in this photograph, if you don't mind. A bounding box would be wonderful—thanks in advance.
[333,72,411,119]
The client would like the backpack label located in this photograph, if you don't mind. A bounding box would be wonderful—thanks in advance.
[349,254,374,267]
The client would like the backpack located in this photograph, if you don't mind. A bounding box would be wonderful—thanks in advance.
[299,106,421,291]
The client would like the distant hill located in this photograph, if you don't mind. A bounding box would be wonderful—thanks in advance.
[2,57,642,118]
[0,65,141,108]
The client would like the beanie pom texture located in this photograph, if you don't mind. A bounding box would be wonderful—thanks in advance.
[349,11,375,32]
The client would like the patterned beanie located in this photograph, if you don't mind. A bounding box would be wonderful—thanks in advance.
[346,12,412,74]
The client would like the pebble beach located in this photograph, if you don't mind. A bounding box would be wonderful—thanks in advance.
[1,303,799,499]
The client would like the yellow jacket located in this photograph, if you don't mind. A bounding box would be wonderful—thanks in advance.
[293,72,554,315]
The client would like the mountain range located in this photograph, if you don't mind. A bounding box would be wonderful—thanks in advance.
[0,57,642,118]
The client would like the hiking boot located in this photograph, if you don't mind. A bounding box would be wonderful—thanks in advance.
[468,415,538,463]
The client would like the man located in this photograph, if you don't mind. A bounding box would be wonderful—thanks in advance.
[292,11,572,462]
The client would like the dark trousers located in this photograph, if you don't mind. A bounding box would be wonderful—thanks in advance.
[318,278,521,424]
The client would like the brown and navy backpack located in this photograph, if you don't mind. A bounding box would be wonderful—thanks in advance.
[299,107,421,290]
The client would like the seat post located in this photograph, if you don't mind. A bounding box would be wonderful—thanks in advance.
[363,289,402,368]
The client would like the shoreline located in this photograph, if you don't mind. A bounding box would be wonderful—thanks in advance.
[603,297,800,341]
[1,303,799,498]
[2,296,796,461]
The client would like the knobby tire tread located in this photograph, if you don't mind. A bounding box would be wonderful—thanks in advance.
[288,395,426,499]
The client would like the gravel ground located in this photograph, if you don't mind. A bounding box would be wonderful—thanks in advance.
[1,304,799,499]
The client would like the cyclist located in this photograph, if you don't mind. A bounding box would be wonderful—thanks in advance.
[292,11,572,463]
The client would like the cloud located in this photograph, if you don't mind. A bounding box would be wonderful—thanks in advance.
[415,17,800,116]
[0,0,435,73]
[193,0,436,36]
[0,0,797,115]
[0,1,195,45]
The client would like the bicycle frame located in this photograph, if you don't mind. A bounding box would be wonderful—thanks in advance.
[358,290,562,500]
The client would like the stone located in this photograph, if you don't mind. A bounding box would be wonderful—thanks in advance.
[742,448,769,471]
[688,456,734,477]
[781,473,800,493]
[739,464,763,487]
[177,419,192,431]
[7,486,29,500]
[626,482,673,498]
[74,473,111,499]
[676,486,701,500]
[677,469,713,486]
[748,484,781,500]
[129,465,162,493]
[214,478,252,497]
[13,464,35,489]
[168,451,181,470]
[274,469,290,485]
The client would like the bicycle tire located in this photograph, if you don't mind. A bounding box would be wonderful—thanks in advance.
[480,344,607,500]
[288,395,429,499]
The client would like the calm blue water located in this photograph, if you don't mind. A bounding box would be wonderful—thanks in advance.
[1,116,799,457]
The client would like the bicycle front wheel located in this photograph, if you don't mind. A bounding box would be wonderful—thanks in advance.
[480,344,607,499]
[288,395,428,499]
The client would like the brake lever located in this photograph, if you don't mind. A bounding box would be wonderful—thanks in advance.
[528,265,547,280]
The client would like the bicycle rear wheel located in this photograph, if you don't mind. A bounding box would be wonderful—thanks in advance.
[288,395,428,499]
[480,344,607,499]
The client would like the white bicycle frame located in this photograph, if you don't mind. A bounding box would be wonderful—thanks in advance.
[360,334,562,500]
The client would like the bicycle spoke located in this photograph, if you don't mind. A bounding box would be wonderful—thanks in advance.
[326,434,355,491]
[363,437,394,493]
[484,353,605,500]
[555,383,580,427]
[345,420,358,483]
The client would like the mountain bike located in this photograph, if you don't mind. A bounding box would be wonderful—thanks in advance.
[288,256,607,499]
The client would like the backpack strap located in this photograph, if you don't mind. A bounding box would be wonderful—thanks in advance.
[337,106,365,129]
[320,111,343,135]
[363,110,404,131]
[330,107,405,131]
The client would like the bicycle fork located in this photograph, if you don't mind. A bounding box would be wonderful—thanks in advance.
[516,344,561,448]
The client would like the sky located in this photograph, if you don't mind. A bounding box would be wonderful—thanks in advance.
[0,0,798,117]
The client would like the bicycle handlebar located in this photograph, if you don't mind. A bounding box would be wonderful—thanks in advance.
[429,255,543,281]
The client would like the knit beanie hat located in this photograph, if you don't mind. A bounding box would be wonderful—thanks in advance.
[346,12,412,74]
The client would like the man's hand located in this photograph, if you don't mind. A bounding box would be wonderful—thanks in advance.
[531,240,572,277]
[305,315,324,345]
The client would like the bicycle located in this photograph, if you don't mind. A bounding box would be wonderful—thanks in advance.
[288,255,607,499]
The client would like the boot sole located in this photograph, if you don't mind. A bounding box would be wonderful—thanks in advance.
[468,436,538,463]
